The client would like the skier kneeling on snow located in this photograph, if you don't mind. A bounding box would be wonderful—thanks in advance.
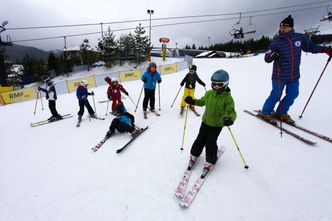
[184,69,237,176]
[106,103,141,138]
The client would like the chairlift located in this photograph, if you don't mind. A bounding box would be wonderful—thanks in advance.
[304,26,320,38]
[229,15,256,39]
[320,6,332,22]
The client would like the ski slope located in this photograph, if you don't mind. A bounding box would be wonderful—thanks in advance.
[1,53,332,221]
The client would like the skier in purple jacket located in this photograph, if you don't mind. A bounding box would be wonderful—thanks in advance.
[259,15,332,123]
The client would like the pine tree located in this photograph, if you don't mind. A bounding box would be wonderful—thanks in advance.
[97,27,118,67]
[80,38,95,70]
[133,23,149,64]
[47,52,58,71]
[117,33,135,65]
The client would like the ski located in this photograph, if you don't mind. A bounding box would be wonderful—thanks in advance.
[30,114,72,127]
[190,108,200,117]
[179,147,226,208]
[261,111,332,143]
[244,110,316,145]
[175,169,194,198]
[99,100,111,103]
[116,126,148,153]
[89,116,105,120]
[92,135,111,152]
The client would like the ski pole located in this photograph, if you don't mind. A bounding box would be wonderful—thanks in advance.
[33,92,39,115]
[127,95,136,106]
[39,91,44,110]
[299,56,331,118]
[92,92,97,114]
[135,85,144,112]
[204,86,207,92]
[170,85,183,108]
[105,100,110,116]
[180,105,190,152]
[227,127,249,169]
[158,83,161,111]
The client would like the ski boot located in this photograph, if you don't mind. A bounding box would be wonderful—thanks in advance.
[131,127,141,138]
[48,116,57,122]
[257,112,277,125]
[273,113,295,124]
[187,155,197,170]
[143,111,147,119]
[201,162,214,178]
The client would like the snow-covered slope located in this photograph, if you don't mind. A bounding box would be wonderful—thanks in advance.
[1,53,332,221]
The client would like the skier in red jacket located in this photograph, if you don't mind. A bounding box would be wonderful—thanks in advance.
[107,77,128,113]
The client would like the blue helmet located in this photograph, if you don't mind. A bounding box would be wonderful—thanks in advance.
[211,69,229,92]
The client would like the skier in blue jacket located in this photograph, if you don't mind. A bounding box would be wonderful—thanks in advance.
[141,62,162,118]
[259,15,332,123]
[76,80,95,121]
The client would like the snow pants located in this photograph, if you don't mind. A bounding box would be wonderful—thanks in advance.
[48,100,60,117]
[78,100,95,116]
[111,98,123,112]
[143,88,156,111]
[190,122,222,164]
[180,88,195,108]
[261,79,299,115]
[109,118,134,133]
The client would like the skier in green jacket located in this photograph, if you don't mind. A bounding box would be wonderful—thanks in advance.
[185,69,237,176]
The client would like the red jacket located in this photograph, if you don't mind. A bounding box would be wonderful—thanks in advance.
[107,84,127,100]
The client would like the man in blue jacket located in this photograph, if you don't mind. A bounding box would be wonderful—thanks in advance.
[259,15,332,123]
[141,62,162,118]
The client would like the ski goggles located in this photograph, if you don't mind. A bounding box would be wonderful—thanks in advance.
[211,82,225,88]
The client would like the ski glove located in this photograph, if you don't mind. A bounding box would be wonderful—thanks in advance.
[142,79,147,83]
[270,52,280,61]
[322,47,332,57]
[89,91,94,96]
[202,82,206,87]
[185,96,195,105]
[37,86,42,91]
[124,92,129,96]
[157,80,162,83]
[223,117,234,126]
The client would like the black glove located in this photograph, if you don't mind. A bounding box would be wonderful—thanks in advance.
[223,117,234,126]
[124,92,129,96]
[270,52,280,61]
[202,82,206,87]
[90,91,94,96]
[184,96,195,105]
[322,47,332,57]
[142,79,147,83]
[180,82,184,86]
[37,86,41,91]
[157,80,162,83]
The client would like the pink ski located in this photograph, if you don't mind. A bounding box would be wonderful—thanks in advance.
[179,147,226,208]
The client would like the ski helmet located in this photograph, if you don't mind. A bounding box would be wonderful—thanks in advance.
[189,65,197,71]
[111,77,118,84]
[148,62,157,72]
[114,103,125,114]
[210,69,229,93]
[81,80,88,86]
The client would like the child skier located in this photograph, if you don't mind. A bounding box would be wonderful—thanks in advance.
[184,69,237,177]
[105,103,141,138]
[141,62,162,118]
[104,76,113,101]
[107,77,128,113]
[38,78,63,121]
[76,80,96,121]
[180,64,206,115]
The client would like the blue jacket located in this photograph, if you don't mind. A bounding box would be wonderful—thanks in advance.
[141,70,162,90]
[76,86,90,101]
[117,110,135,127]
[265,30,322,82]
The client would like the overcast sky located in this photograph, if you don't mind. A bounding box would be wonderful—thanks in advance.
[1,0,331,51]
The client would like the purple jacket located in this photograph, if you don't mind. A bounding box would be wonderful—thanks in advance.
[265,30,322,82]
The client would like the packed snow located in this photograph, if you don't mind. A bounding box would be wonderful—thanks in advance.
[1,53,332,221]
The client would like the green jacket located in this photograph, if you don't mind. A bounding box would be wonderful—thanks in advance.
[193,88,237,127]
